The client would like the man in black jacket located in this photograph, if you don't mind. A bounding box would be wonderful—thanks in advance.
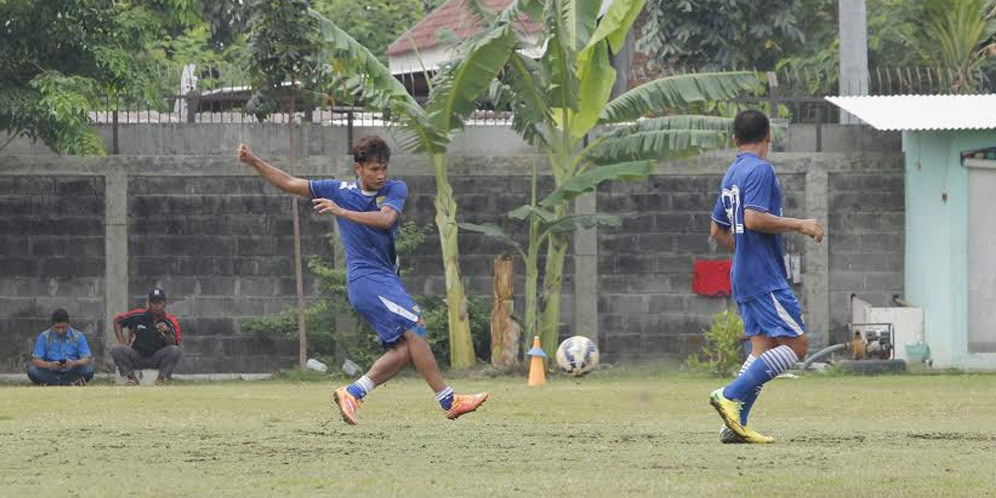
[110,288,182,385]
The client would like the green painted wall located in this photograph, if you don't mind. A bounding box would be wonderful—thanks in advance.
[904,130,996,369]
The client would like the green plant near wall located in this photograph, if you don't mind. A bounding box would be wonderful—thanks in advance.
[242,222,491,371]
[462,0,759,362]
[687,309,745,377]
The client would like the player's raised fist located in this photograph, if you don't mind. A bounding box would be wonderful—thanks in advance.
[236,143,253,163]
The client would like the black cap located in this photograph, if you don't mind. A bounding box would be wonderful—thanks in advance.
[148,288,167,302]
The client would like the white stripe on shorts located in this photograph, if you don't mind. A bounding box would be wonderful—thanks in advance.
[771,293,804,336]
[379,295,419,322]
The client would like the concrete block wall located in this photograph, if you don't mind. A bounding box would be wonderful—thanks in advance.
[596,170,809,361]
[0,176,106,370]
[827,171,906,343]
[0,124,905,371]
[125,175,326,372]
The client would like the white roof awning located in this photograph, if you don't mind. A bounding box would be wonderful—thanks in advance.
[825,95,996,131]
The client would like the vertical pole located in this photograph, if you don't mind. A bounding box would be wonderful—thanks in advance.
[766,71,780,119]
[289,94,308,369]
[838,0,869,123]
[104,166,128,366]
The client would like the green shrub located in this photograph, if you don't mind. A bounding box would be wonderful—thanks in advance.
[687,309,745,376]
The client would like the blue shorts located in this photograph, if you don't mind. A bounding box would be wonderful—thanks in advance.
[347,273,423,348]
[738,288,806,338]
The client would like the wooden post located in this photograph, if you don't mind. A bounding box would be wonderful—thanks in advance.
[288,94,308,369]
[490,253,521,370]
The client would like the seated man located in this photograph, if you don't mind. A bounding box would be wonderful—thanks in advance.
[110,288,182,385]
[27,309,94,386]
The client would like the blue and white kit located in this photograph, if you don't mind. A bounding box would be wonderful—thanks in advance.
[711,152,806,338]
[309,178,424,348]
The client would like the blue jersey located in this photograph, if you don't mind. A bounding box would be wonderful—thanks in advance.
[309,178,407,282]
[711,152,789,303]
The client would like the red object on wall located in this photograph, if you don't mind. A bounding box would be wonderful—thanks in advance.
[693,259,732,297]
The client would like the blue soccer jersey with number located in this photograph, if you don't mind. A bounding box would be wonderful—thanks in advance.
[711,152,790,303]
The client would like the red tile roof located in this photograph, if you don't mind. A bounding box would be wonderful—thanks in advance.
[387,0,542,56]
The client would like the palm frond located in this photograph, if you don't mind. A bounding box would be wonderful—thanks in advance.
[539,160,655,207]
[599,71,760,124]
[498,53,554,147]
[425,23,518,134]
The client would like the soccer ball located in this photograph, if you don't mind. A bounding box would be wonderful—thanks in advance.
[555,335,599,376]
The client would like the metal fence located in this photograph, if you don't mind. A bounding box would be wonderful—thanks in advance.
[90,65,992,138]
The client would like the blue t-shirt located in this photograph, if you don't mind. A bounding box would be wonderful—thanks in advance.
[711,152,789,303]
[31,328,92,362]
[309,178,407,281]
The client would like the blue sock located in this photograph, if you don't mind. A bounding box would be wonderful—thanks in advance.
[723,345,797,403]
[346,375,375,400]
[740,386,762,426]
[735,356,762,425]
[436,387,454,411]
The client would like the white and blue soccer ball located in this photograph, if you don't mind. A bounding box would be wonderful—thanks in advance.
[555,335,599,377]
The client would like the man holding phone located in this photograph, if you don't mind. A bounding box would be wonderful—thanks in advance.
[27,309,94,386]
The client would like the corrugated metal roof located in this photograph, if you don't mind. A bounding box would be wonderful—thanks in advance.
[825,95,996,131]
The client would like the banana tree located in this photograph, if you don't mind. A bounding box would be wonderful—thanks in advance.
[308,9,519,369]
[467,0,760,359]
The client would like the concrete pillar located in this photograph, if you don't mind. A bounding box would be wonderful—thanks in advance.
[104,166,129,363]
[804,166,831,349]
[838,0,869,124]
[573,191,599,340]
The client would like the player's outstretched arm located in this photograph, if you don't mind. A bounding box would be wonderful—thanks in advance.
[710,221,735,250]
[312,199,399,230]
[236,143,310,197]
[743,209,824,242]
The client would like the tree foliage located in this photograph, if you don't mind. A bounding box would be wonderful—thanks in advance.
[247,0,324,116]
[637,0,807,70]
[313,0,428,64]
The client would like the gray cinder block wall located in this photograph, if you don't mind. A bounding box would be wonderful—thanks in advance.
[0,124,903,371]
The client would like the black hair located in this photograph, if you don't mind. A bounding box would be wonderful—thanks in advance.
[733,109,770,145]
[351,135,391,165]
[51,308,69,324]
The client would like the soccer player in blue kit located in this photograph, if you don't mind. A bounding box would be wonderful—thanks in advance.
[707,110,824,444]
[237,136,487,425]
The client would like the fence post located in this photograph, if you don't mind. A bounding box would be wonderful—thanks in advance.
[186,91,200,124]
[766,71,780,119]
[346,109,353,154]
[111,110,119,155]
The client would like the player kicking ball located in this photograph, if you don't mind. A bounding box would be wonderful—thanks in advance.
[237,136,487,425]
[707,110,824,444]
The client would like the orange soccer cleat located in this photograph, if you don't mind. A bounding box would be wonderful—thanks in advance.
[332,386,362,425]
[445,392,488,420]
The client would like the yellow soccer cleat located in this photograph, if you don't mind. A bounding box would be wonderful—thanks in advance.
[709,388,747,438]
[446,392,488,420]
[740,427,775,444]
[332,386,361,425]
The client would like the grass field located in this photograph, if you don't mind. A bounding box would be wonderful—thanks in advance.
[2,369,994,497]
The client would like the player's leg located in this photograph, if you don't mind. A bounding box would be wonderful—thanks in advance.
[333,341,410,426]
[740,335,776,424]
[721,334,777,443]
[401,328,488,419]
[713,289,805,442]
[366,340,410,385]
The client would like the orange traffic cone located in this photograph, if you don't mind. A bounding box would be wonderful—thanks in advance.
[527,335,547,386]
